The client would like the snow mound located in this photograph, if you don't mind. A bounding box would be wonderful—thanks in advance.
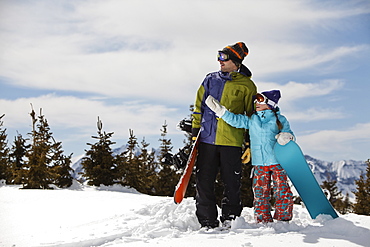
[1,185,369,247]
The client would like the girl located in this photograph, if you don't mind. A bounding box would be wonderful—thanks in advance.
[205,90,294,223]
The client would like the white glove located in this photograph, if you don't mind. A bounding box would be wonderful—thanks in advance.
[205,95,226,117]
[275,132,295,145]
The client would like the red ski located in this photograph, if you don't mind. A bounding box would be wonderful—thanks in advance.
[173,133,200,204]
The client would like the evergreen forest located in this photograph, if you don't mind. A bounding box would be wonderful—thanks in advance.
[0,108,369,216]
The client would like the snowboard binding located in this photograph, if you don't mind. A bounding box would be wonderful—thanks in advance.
[161,118,192,169]
[176,118,192,133]
[162,145,191,169]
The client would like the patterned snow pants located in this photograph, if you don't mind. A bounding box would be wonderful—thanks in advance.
[253,164,293,223]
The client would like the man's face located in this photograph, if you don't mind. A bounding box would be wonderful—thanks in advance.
[219,59,238,73]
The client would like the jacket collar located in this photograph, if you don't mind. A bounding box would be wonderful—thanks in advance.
[256,110,276,123]
[218,64,252,80]
[239,64,252,77]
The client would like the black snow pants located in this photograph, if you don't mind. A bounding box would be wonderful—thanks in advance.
[195,142,243,227]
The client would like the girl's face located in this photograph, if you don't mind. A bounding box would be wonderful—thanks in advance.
[255,102,270,111]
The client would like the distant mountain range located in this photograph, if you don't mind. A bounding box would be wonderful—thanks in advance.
[304,155,367,200]
[71,144,368,200]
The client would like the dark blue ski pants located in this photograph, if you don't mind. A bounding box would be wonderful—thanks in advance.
[195,142,243,227]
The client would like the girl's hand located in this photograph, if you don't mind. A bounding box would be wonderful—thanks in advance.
[275,132,295,145]
[205,95,226,117]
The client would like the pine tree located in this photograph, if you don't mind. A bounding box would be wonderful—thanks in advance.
[353,159,370,215]
[23,108,56,189]
[0,114,10,181]
[154,121,180,196]
[320,179,353,214]
[158,121,172,156]
[115,130,158,194]
[81,117,118,186]
[8,132,30,184]
[321,180,343,211]
[50,138,74,188]
[136,137,158,195]
[114,134,129,188]
[336,193,353,214]
[3,107,82,189]
[118,129,141,189]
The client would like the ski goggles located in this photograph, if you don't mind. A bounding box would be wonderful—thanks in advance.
[254,93,278,108]
[217,52,230,61]
[254,93,268,104]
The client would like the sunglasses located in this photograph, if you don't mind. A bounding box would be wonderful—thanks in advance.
[217,52,230,61]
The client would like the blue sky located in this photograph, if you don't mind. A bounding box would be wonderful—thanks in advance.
[1,0,369,162]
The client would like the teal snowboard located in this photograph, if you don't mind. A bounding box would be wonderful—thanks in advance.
[274,141,338,219]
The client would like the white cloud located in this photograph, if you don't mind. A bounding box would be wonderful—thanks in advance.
[1,0,369,161]
[251,45,368,76]
[298,122,370,161]
[258,80,344,100]
[0,94,184,138]
[1,93,190,157]
[285,108,344,121]
[253,79,345,121]
[1,0,368,106]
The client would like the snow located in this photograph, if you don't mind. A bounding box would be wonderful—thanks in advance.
[1,182,370,247]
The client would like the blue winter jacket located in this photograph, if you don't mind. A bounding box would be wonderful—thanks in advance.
[221,109,294,166]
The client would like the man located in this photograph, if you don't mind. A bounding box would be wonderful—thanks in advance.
[192,42,257,228]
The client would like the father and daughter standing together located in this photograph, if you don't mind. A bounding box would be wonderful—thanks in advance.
[191,41,295,228]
